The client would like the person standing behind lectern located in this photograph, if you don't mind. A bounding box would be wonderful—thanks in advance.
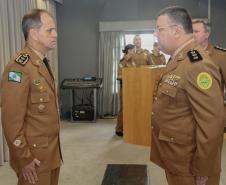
[150,6,225,185]
[1,9,62,185]
[115,44,135,137]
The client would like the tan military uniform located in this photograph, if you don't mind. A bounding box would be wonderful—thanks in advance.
[206,44,226,91]
[133,48,152,66]
[1,46,62,185]
[150,39,225,185]
[116,55,136,134]
[150,52,166,65]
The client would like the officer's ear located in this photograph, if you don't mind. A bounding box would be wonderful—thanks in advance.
[29,28,39,41]
[174,25,183,39]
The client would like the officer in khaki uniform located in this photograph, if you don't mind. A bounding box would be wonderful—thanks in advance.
[1,9,62,185]
[150,42,166,65]
[151,7,225,185]
[133,35,153,66]
[193,19,226,92]
[115,44,135,136]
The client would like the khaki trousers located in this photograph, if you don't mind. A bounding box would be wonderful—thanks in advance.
[165,171,220,185]
[18,167,60,185]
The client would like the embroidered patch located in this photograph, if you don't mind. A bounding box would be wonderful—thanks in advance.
[164,74,181,86]
[197,72,212,90]
[8,71,22,83]
[15,53,29,66]
[33,79,41,86]
[187,50,202,63]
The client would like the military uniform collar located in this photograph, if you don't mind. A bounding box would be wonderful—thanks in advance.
[23,45,44,67]
[136,48,143,54]
[171,37,195,62]
[206,43,214,56]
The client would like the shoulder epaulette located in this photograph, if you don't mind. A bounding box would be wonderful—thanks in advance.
[15,53,29,66]
[187,50,203,63]
[214,45,226,52]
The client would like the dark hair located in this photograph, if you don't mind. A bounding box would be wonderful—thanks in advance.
[158,6,193,34]
[122,44,135,54]
[22,9,51,41]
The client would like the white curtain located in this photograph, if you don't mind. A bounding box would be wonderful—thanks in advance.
[98,31,125,116]
[0,0,58,166]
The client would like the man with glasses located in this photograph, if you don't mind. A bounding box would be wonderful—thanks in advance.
[150,6,224,185]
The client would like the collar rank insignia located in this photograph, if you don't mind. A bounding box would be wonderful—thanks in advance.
[214,45,226,52]
[187,50,202,63]
[15,53,29,66]
[164,74,181,86]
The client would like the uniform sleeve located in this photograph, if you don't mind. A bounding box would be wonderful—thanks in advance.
[1,64,34,169]
[184,62,224,176]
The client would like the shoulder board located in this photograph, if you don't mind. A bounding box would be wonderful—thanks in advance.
[214,45,226,52]
[15,53,29,66]
[187,50,203,63]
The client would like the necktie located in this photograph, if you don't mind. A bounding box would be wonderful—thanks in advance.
[43,57,53,79]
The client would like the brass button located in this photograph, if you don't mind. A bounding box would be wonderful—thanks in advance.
[33,144,37,147]
[170,137,174,141]
[151,112,154,115]
[40,98,43,102]
[166,90,169,93]
[154,97,158,101]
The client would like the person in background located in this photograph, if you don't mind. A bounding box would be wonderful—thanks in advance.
[192,18,226,102]
[150,42,166,65]
[150,6,225,185]
[1,9,62,185]
[115,44,135,137]
[133,34,153,65]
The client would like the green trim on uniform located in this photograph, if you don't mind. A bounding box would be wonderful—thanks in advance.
[8,71,22,83]
[15,53,29,66]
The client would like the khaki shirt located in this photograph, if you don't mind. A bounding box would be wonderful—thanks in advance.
[150,53,166,65]
[206,44,226,90]
[133,48,152,66]
[117,54,136,79]
[1,46,62,173]
[150,39,225,176]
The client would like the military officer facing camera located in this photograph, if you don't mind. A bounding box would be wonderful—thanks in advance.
[1,9,62,185]
[150,6,225,185]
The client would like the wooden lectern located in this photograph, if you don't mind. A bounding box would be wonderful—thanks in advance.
[122,66,165,146]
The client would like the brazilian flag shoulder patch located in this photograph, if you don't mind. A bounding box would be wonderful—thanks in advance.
[8,71,22,83]
[197,72,212,90]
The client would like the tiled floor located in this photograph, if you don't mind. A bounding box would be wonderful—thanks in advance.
[0,119,225,185]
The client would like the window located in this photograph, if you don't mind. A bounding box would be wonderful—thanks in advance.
[124,33,170,61]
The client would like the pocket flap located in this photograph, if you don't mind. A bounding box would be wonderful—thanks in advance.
[160,83,177,98]
[26,136,48,148]
[31,93,50,103]
[158,129,191,145]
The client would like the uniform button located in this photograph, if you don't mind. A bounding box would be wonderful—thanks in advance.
[33,144,37,147]
[154,97,158,101]
[151,112,154,115]
[151,126,154,129]
[159,83,162,86]
[170,137,174,141]
[166,90,169,93]
[40,98,43,102]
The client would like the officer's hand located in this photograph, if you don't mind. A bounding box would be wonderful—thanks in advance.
[196,176,208,185]
[22,158,40,184]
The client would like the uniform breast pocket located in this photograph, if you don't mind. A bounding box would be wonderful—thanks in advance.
[158,83,178,105]
[30,92,50,115]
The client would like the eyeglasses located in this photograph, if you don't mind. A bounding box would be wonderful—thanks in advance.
[155,25,177,33]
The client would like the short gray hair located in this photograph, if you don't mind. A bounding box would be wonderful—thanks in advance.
[22,9,52,41]
[158,6,193,34]
[192,18,211,33]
